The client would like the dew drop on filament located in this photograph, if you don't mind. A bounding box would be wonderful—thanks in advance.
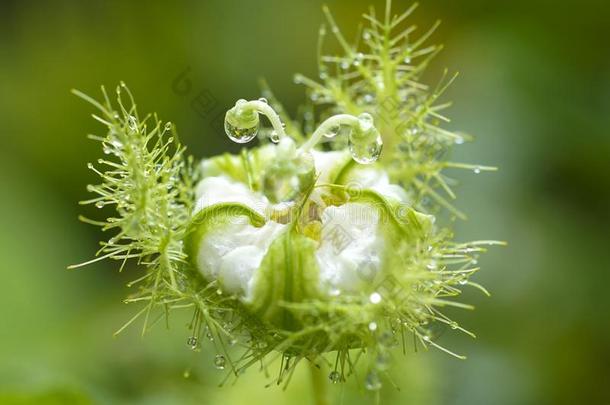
[214,354,226,370]
[270,131,280,143]
[224,119,259,144]
[349,135,383,164]
[324,125,341,138]
[365,372,382,391]
[375,352,391,371]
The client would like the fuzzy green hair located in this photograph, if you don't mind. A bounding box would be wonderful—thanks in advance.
[70,0,501,398]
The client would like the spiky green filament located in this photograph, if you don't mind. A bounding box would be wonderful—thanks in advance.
[294,2,497,217]
[70,0,502,395]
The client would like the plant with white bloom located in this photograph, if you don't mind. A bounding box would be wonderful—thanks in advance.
[71,1,502,403]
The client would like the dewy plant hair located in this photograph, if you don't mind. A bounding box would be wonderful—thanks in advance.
[70,1,502,401]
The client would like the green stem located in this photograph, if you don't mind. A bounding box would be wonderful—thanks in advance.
[309,362,329,405]
[300,114,360,152]
[242,100,287,139]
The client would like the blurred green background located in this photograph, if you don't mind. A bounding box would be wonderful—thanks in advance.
[1,0,609,404]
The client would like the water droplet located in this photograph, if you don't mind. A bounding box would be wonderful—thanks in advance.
[319,71,328,80]
[186,336,198,348]
[426,261,437,270]
[340,60,350,70]
[324,125,341,138]
[375,352,391,370]
[365,372,382,391]
[87,163,94,170]
[459,277,468,285]
[293,74,304,84]
[422,335,431,342]
[473,166,481,174]
[258,97,268,104]
[369,292,382,304]
[183,369,191,378]
[408,127,421,136]
[450,321,459,330]
[164,122,172,131]
[358,113,374,129]
[214,354,226,370]
[368,322,378,331]
[349,134,383,164]
[363,31,371,40]
[224,116,259,144]
[127,115,137,131]
[363,94,374,103]
[455,136,464,145]
[404,57,412,64]
[95,201,104,209]
[216,288,222,295]
[329,371,341,383]
[270,130,280,143]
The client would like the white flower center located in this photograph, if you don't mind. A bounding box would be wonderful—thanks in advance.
[193,150,405,300]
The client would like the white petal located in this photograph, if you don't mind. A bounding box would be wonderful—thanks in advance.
[194,176,269,215]
[350,167,409,203]
[311,150,348,184]
[197,218,287,299]
[316,203,384,295]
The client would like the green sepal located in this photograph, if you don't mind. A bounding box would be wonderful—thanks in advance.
[350,189,434,239]
[184,203,265,270]
[201,153,248,184]
[249,228,321,330]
